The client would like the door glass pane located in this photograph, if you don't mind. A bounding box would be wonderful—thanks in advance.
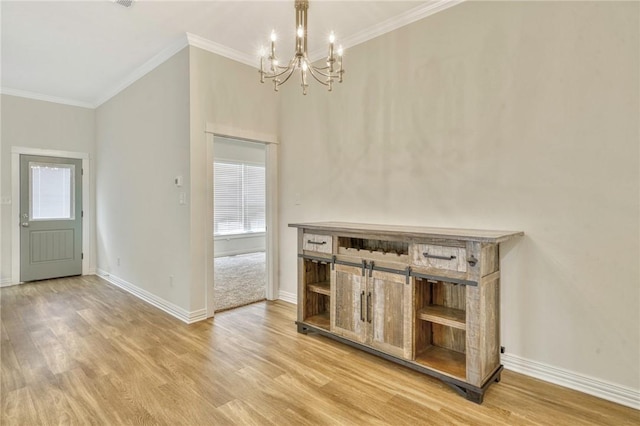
[29,162,75,220]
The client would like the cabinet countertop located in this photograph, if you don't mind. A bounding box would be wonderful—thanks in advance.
[289,222,524,244]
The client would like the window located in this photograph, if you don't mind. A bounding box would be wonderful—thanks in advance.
[29,162,75,220]
[214,161,265,236]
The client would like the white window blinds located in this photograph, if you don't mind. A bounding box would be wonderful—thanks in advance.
[214,161,265,235]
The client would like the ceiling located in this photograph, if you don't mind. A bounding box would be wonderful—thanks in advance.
[1,0,459,108]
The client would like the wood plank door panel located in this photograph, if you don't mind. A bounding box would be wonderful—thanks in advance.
[331,264,366,343]
[368,270,413,359]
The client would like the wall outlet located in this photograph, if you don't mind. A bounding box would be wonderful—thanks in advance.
[0,197,11,205]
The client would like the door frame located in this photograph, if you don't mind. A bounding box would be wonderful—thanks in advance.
[205,124,279,318]
[11,147,91,284]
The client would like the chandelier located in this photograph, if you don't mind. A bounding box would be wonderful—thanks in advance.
[259,0,344,95]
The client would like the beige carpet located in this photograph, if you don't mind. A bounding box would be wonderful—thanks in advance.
[214,252,266,312]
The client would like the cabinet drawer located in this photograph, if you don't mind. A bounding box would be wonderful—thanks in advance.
[303,233,332,254]
[412,244,467,273]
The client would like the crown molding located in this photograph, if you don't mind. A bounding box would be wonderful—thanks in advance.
[93,34,190,107]
[4,1,463,110]
[0,87,94,109]
[309,0,464,62]
[186,33,256,67]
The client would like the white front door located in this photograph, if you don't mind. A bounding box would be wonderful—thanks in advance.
[19,155,83,282]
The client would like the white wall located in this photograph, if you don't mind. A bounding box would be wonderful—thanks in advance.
[0,94,96,284]
[278,1,639,393]
[187,46,278,312]
[95,48,192,311]
[213,136,266,257]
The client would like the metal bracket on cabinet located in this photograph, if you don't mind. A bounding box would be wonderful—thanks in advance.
[367,261,374,277]
[411,271,478,287]
[300,253,478,286]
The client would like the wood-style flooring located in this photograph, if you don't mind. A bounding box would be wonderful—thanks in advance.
[1,275,638,425]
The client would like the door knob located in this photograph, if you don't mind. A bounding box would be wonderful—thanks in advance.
[21,222,29,227]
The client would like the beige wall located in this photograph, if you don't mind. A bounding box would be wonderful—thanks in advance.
[95,48,192,310]
[187,46,277,311]
[278,1,639,390]
[0,94,96,283]
[93,45,276,316]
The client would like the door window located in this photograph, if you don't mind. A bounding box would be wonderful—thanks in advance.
[29,162,76,220]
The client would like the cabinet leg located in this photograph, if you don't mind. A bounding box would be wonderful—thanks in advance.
[296,322,310,334]
[495,372,502,383]
[465,390,484,404]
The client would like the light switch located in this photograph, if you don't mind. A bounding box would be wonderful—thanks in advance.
[174,176,183,187]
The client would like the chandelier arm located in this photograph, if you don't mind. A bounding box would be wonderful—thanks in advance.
[276,65,298,87]
[306,65,330,86]
[309,66,339,79]
[263,59,296,79]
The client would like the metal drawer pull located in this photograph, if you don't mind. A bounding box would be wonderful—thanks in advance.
[423,252,456,261]
[360,291,365,321]
[366,292,372,323]
[307,240,327,245]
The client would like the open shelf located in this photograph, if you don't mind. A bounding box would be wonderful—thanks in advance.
[304,312,330,330]
[414,275,467,381]
[418,305,466,330]
[415,345,466,380]
[304,259,331,332]
[307,281,330,296]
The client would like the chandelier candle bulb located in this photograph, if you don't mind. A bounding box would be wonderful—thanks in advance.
[270,31,276,58]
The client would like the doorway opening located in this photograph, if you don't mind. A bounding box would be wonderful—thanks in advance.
[213,136,267,312]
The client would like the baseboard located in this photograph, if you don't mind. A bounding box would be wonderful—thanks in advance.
[502,353,640,410]
[278,290,297,305]
[96,269,206,324]
[0,278,17,288]
[214,249,265,258]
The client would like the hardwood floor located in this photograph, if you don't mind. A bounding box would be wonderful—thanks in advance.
[1,275,638,425]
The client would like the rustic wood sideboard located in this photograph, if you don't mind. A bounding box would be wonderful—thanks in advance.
[289,222,523,403]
